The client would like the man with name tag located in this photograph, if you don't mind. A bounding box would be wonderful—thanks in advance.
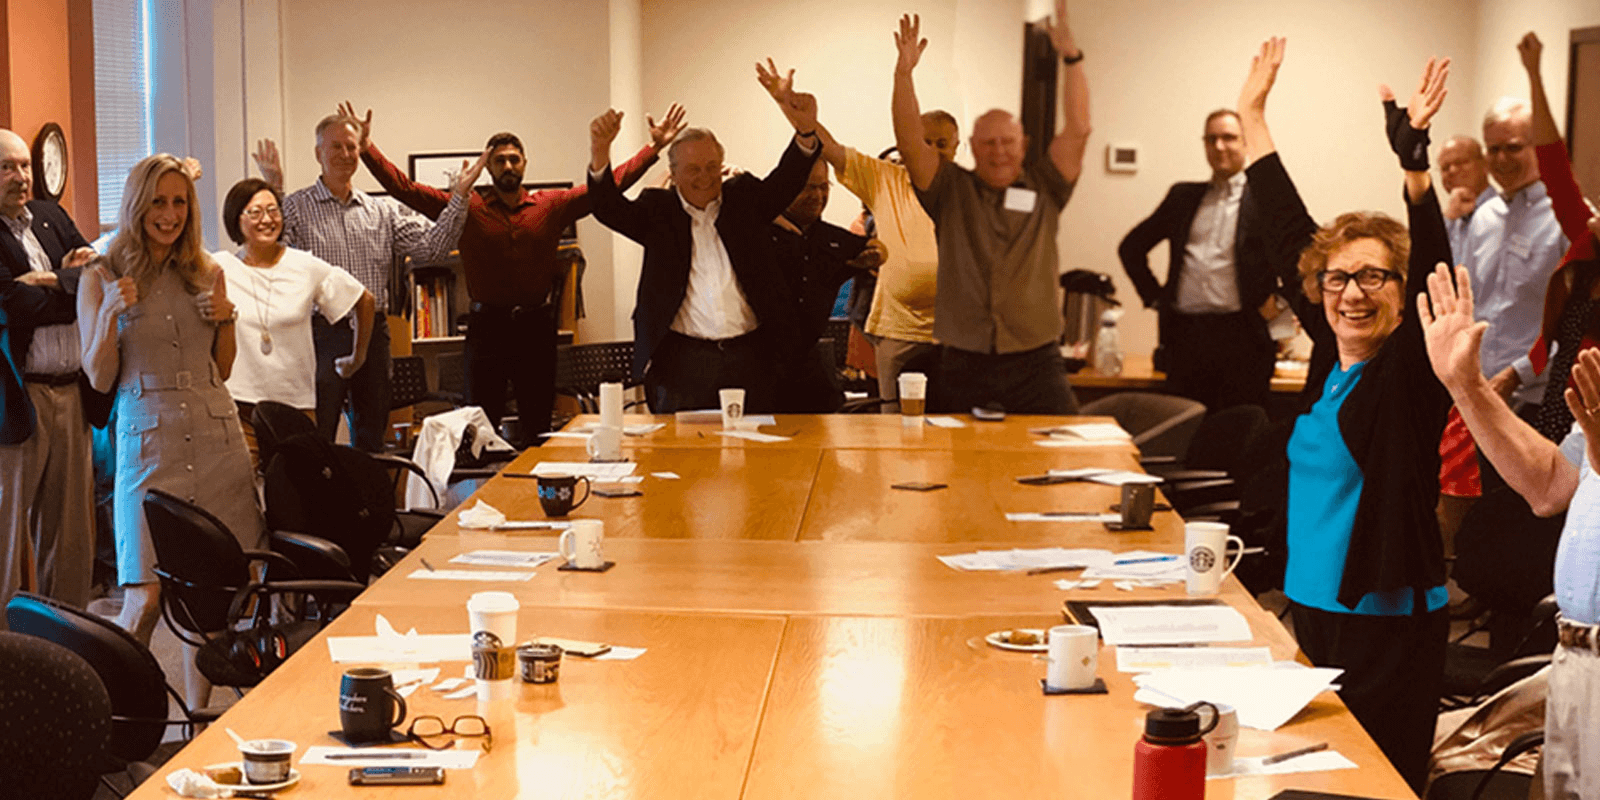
[891,0,1089,414]
[0,127,109,619]
[1438,135,1493,263]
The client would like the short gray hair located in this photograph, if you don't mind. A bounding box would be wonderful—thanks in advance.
[314,114,360,145]
[1483,98,1531,129]
[667,128,724,170]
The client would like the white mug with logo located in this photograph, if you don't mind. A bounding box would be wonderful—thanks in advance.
[586,424,623,462]
[559,518,606,569]
[1185,521,1245,596]
[1044,624,1099,690]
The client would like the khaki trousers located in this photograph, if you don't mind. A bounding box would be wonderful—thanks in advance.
[0,383,96,621]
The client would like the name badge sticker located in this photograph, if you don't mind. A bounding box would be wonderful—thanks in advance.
[1504,234,1531,261]
[1004,187,1037,213]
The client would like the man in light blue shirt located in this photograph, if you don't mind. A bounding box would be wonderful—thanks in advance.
[1461,100,1568,409]
[1423,262,1600,799]
[1438,135,1494,264]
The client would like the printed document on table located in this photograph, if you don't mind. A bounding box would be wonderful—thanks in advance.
[407,569,536,582]
[1134,663,1345,730]
[530,461,638,480]
[1115,646,1274,672]
[448,550,559,569]
[1088,604,1252,645]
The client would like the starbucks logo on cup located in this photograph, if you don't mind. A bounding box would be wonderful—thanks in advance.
[1190,546,1217,574]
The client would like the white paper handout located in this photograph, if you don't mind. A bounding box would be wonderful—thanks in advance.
[1115,646,1274,673]
[1035,422,1131,441]
[1207,750,1358,780]
[715,430,791,443]
[937,547,1115,572]
[1134,663,1345,731]
[924,415,966,428]
[326,615,470,664]
[408,569,536,583]
[1086,471,1164,486]
[1088,604,1252,646]
[1006,512,1123,523]
[530,461,638,480]
[448,550,558,569]
[299,746,480,769]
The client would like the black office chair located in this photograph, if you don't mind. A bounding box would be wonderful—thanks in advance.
[6,592,223,796]
[555,340,639,412]
[144,488,364,687]
[389,354,465,411]
[250,400,316,474]
[0,630,110,800]
[1080,392,1208,461]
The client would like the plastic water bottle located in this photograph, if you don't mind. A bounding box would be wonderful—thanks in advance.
[1093,308,1124,376]
[1132,702,1216,800]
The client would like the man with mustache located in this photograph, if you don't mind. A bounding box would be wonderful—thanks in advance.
[0,127,109,620]
[352,104,684,443]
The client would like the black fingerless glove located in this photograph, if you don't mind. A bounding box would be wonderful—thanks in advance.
[1383,98,1431,171]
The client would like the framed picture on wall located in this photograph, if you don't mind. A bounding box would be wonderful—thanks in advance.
[408,151,490,189]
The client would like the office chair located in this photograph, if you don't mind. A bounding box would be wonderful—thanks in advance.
[0,630,110,800]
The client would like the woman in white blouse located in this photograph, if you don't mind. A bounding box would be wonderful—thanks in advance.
[214,177,372,465]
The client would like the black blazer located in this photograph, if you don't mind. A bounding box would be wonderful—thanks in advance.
[589,139,819,379]
[0,200,110,443]
[1117,179,1274,350]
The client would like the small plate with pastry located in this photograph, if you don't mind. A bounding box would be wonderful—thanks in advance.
[984,628,1049,652]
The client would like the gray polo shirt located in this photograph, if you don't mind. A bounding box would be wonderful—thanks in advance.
[916,158,1074,354]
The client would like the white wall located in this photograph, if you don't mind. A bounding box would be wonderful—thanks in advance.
[1470,0,1598,142]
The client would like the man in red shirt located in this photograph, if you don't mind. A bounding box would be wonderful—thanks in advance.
[348,102,685,443]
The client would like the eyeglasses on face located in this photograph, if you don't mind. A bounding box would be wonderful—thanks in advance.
[407,714,492,752]
[242,205,282,221]
[1318,267,1400,293]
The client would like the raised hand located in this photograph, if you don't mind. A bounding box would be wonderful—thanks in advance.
[195,267,234,324]
[96,265,138,316]
[1040,0,1078,58]
[1565,348,1600,474]
[453,147,491,197]
[1518,31,1542,74]
[783,91,820,134]
[337,101,373,149]
[647,103,687,151]
[590,109,623,172]
[181,157,204,183]
[253,139,284,189]
[1238,37,1285,115]
[755,58,794,103]
[1418,263,1487,392]
[894,14,928,75]
[1405,57,1450,130]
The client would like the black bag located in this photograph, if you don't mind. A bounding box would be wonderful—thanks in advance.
[193,587,317,687]
[262,433,396,582]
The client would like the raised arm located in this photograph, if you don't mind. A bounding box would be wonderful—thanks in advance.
[393,148,486,265]
[1042,0,1090,183]
[757,59,847,171]
[1237,37,1284,168]
[586,110,651,244]
[1421,263,1579,514]
[892,14,939,190]
[1519,33,1560,147]
[1235,37,1317,309]
[1521,32,1594,243]
[346,103,453,219]
[1380,57,1449,205]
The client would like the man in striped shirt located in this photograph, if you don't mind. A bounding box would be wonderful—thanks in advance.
[254,114,468,451]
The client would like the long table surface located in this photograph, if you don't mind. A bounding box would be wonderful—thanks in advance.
[129,414,1417,799]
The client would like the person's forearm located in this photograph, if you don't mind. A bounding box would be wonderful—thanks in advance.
[348,292,375,367]
[411,191,469,264]
[1525,63,1560,146]
[76,290,120,393]
[816,123,847,172]
[1403,170,1431,206]
[891,69,936,189]
[1239,108,1276,167]
[1448,371,1579,514]
[212,321,236,381]
[362,142,449,218]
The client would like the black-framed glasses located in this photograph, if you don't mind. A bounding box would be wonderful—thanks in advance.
[242,205,282,221]
[1318,267,1400,293]
[407,714,492,752]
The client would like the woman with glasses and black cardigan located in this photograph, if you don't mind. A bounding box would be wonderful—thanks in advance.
[1236,39,1455,792]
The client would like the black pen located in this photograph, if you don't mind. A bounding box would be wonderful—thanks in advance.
[1261,741,1328,766]
[420,558,436,571]
[325,752,426,761]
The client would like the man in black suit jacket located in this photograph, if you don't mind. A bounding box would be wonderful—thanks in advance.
[0,127,109,619]
[587,91,822,413]
[1117,109,1278,411]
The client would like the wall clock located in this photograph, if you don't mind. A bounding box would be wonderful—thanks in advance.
[32,123,68,203]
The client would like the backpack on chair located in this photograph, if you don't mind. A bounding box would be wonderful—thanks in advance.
[262,433,398,583]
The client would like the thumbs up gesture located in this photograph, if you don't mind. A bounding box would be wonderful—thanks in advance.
[196,267,235,325]
[94,264,139,316]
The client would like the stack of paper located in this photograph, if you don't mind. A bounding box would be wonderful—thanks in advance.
[936,547,1115,572]
[530,461,637,480]
[1133,663,1345,730]
[1032,423,1131,441]
[1005,511,1122,523]
[1079,551,1185,583]
[1088,604,1252,645]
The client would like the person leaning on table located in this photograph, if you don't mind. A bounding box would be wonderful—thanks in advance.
[1238,39,1454,792]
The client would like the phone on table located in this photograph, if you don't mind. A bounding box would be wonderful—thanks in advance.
[348,766,445,786]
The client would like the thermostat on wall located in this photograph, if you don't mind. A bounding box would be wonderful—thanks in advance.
[1106,143,1139,173]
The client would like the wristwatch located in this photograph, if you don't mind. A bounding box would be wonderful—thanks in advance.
[1062,50,1085,65]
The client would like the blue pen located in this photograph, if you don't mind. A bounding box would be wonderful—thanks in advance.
[1113,555,1180,566]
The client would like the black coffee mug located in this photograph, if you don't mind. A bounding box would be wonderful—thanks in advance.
[538,473,591,517]
[339,667,407,744]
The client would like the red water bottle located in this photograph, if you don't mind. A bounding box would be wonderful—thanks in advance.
[1132,701,1217,800]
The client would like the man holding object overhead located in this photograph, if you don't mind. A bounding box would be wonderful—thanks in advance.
[893,0,1089,415]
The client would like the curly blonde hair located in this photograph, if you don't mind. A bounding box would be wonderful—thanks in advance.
[1296,211,1410,302]
[106,153,214,295]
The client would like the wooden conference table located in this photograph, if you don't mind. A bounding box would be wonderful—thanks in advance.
[131,415,1416,799]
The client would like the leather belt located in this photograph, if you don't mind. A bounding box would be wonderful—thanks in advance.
[1557,615,1600,653]
[23,370,81,387]
[672,329,762,351]
[471,300,552,315]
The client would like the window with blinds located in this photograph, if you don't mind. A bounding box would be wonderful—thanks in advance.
[92,0,151,232]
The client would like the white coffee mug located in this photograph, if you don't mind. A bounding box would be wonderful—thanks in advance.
[586,424,623,462]
[719,388,746,430]
[1045,624,1098,690]
[598,381,624,430]
[1202,703,1239,776]
[1185,521,1245,596]
[560,519,606,569]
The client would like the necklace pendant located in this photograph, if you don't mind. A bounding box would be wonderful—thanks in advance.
[260,331,273,355]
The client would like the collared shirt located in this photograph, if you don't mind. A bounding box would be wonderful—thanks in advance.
[1463,180,1568,404]
[2,208,80,374]
[838,148,938,343]
[1557,426,1600,624]
[916,158,1076,354]
[669,194,757,340]
[1445,185,1496,267]
[1174,171,1245,314]
[280,177,467,313]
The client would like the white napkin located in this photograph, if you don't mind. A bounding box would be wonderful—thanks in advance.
[456,499,507,529]
[164,769,229,798]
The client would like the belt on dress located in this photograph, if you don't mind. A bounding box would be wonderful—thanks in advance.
[1557,615,1600,654]
[23,370,81,387]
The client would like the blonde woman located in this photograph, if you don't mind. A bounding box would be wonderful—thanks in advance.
[78,155,265,656]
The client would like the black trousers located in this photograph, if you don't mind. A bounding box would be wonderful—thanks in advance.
[1288,602,1448,794]
[936,343,1078,415]
[1161,310,1274,412]
[644,330,775,414]
[464,302,556,446]
[314,315,390,452]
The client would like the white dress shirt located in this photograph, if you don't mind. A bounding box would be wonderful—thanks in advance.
[1174,171,1245,314]
[3,208,80,374]
[669,194,758,340]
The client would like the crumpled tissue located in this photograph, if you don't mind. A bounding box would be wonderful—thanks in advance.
[456,499,507,529]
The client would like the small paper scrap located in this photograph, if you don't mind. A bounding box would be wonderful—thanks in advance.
[715,430,791,443]
[925,416,966,428]
[1207,751,1357,779]
[1006,512,1122,523]
[651,472,681,480]
[593,646,647,661]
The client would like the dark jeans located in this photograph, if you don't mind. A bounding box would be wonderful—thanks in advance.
[464,302,557,447]
[1288,602,1448,795]
[1161,310,1274,412]
[644,330,775,414]
[314,314,390,453]
[936,343,1079,415]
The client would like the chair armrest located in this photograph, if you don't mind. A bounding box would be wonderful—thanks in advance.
[242,549,300,575]
[270,530,353,572]
[257,578,366,603]
[1138,455,1179,466]
[1148,468,1230,483]
[1476,654,1552,698]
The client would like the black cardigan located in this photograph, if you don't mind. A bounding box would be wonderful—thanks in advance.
[1249,152,1453,611]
